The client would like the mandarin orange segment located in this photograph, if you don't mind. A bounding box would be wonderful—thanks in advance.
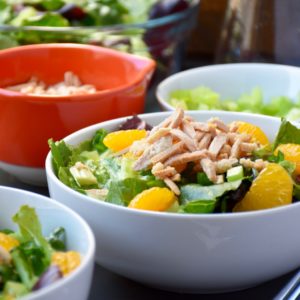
[0,232,19,252]
[103,129,147,152]
[52,251,81,276]
[235,121,269,145]
[275,143,300,174]
[233,163,293,212]
[128,187,177,211]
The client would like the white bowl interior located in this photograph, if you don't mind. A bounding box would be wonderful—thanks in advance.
[156,63,300,110]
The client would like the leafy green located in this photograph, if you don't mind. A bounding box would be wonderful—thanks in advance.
[10,248,37,290]
[2,281,28,298]
[179,200,216,214]
[168,86,300,120]
[22,12,69,27]
[273,119,300,149]
[18,241,48,276]
[91,129,108,154]
[196,172,213,186]
[106,178,148,206]
[180,181,242,205]
[9,7,38,26]
[0,265,20,288]
[0,1,12,25]
[41,0,64,11]
[12,206,52,264]
[170,87,221,110]
[47,227,66,251]
[49,139,72,174]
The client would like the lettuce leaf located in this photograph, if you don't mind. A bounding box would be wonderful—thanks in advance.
[273,119,300,149]
[106,178,148,206]
[12,206,52,264]
[179,200,216,214]
[180,180,242,204]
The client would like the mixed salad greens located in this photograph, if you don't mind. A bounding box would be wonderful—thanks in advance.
[50,109,300,214]
[0,205,80,299]
[168,86,300,120]
[0,0,192,58]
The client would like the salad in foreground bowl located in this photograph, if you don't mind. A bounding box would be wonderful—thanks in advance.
[49,108,300,214]
[0,205,80,299]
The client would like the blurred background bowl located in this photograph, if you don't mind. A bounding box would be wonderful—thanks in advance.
[46,110,300,293]
[0,186,95,300]
[0,43,155,185]
[156,63,300,113]
[0,0,199,82]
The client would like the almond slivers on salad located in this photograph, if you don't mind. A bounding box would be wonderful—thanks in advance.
[49,109,300,213]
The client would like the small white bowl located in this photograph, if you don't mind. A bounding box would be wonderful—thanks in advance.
[0,186,95,300]
[46,111,300,293]
[156,63,300,111]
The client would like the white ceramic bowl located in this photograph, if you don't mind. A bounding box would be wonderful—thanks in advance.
[46,111,300,293]
[156,63,300,111]
[0,186,95,300]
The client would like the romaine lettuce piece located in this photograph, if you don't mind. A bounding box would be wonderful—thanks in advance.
[273,119,300,149]
[12,206,52,264]
[106,178,148,206]
[180,180,242,210]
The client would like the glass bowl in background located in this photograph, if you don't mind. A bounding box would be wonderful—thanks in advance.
[0,0,199,82]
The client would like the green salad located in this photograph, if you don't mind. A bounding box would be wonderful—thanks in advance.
[168,86,300,120]
[0,0,192,55]
[0,205,80,299]
[50,109,300,214]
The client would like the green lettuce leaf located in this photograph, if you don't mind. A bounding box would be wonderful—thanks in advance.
[273,119,300,149]
[106,178,148,206]
[179,200,216,214]
[180,180,242,204]
[12,206,52,264]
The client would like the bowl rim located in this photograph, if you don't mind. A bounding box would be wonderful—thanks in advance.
[45,110,300,220]
[0,185,95,300]
[0,43,155,102]
[0,0,199,32]
[156,62,300,109]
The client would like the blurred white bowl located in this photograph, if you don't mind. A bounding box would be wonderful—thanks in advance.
[46,111,300,293]
[0,186,95,300]
[156,63,300,111]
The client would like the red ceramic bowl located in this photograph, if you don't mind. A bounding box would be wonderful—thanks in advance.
[0,44,155,183]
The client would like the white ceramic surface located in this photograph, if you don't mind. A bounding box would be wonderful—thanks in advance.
[46,111,300,293]
[0,186,95,300]
[156,63,300,111]
[0,161,46,186]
